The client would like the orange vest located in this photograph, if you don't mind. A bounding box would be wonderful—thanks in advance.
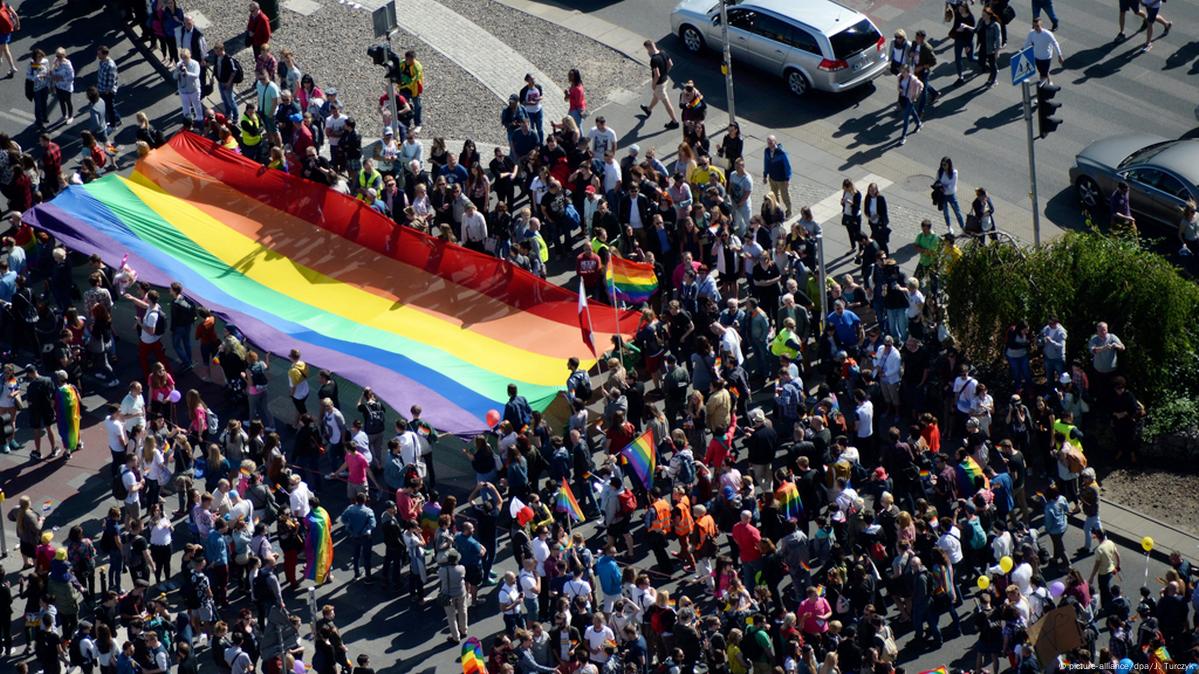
[693,514,717,547]
[649,499,672,534]
[673,501,694,537]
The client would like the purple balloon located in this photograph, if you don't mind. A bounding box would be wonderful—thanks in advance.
[168,389,182,403]
[1049,580,1066,597]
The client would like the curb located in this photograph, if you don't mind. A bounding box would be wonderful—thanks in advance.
[491,0,652,67]
[1092,496,1199,565]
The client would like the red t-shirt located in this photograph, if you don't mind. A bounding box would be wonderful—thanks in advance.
[731,521,762,563]
[346,451,369,486]
[576,250,602,287]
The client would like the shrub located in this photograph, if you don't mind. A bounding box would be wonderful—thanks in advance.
[942,232,1199,406]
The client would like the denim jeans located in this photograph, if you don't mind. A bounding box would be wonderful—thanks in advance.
[218,84,238,116]
[351,535,373,577]
[913,601,942,644]
[33,87,50,126]
[249,390,273,429]
[1008,355,1032,390]
[569,109,583,126]
[1045,357,1066,384]
[887,308,909,341]
[171,326,192,368]
[953,40,975,78]
[1082,515,1102,552]
[1032,0,1059,25]
[107,551,124,592]
[901,98,922,139]
[942,193,965,232]
[527,109,544,144]
[100,91,120,126]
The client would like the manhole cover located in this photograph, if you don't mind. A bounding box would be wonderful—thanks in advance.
[905,174,935,191]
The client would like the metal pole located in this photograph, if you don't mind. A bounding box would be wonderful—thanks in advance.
[385,33,399,138]
[1022,80,1041,246]
[816,229,827,330]
[720,0,736,125]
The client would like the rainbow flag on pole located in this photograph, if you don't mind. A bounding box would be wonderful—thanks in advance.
[958,455,989,490]
[304,506,334,584]
[607,256,658,304]
[556,479,585,523]
[620,428,656,489]
[774,481,803,522]
[461,636,488,674]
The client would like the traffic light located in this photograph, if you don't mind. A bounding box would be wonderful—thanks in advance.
[367,45,404,82]
[1036,82,1062,139]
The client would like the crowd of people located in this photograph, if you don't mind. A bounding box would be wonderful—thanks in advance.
[0,1,1196,674]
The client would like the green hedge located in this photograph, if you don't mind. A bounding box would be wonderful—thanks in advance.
[942,232,1199,407]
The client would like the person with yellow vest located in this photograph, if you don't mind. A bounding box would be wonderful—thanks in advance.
[646,488,673,574]
[355,158,383,203]
[771,317,803,360]
[671,486,694,570]
[239,101,263,162]
[526,219,549,278]
[690,504,718,588]
[397,50,424,131]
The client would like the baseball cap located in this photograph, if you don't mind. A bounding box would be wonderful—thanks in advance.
[509,93,519,101]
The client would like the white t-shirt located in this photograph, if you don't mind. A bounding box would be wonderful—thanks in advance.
[584,625,615,662]
[140,305,163,344]
[105,415,128,453]
[588,127,617,157]
[532,537,551,576]
[953,375,977,413]
[121,467,140,505]
[324,114,347,146]
[120,393,146,433]
[855,401,874,438]
[499,581,522,615]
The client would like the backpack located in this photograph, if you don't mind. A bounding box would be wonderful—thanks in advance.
[230,56,245,85]
[113,471,129,501]
[182,572,202,609]
[573,372,593,402]
[740,626,762,661]
[151,308,167,336]
[676,453,696,486]
[206,407,220,436]
[250,362,269,387]
[618,489,637,517]
[252,570,272,603]
[69,633,88,666]
[564,203,581,229]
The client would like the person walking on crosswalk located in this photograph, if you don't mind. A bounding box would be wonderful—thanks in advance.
[1023,19,1063,84]
[1139,0,1172,52]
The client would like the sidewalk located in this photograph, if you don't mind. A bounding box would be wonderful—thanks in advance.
[1093,496,1199,565]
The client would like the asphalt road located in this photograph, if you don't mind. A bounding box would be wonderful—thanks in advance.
[569,0,1199,246]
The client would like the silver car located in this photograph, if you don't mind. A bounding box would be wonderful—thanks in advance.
[670,0,889,96]
[1069,134,1199,228]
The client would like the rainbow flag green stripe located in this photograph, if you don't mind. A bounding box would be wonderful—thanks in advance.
[608,256,658,303]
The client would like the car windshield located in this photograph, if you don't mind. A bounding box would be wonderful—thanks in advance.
[1117,141,1174,170]
[829,19,881,59]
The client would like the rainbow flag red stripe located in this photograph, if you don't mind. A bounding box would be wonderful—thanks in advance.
[556,479,586,523]
[775,481,803,521]
[607,256,658,304]
[621,428,656,489]
[419,501,442,543]
[919,667,949,674]
[462,636,488,674]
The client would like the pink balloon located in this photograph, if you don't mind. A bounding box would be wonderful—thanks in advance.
[485,409,501,427]
[168,389,182,403]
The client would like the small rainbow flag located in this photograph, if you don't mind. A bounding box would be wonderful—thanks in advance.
[800,560,812,572]
[41,499,53,513]
[919,468,930,479]
[304,506,334,584]
[620,428,656,490]
[919,667,949,674]
[959,455,988,488]
[54,383,81,452]
[607,256,658,304]
[775,481,803,522]
[419,501,442,544]
[556,479,585,523]
[461,636,488,674]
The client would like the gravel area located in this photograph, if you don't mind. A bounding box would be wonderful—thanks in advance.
[181,0,507,144]
[436,0,644,112]
[1101,468,1199,537]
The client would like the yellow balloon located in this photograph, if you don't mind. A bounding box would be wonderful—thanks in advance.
[999,556,1014,574]
[1142,536,1154,552]
[977,575,991,590]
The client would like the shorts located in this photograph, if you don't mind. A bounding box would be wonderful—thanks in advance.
[263,114,278,134]
[1120,0,1139,11]
[652,81,667,100]
[29,405,55,430]
[1144,4,1159,22]
[0,33,11,45]
[464,563,483,586]
[608,518,630,538]
[291,396,308,415]
[1035,58,1050,77]
[20,540,35,559]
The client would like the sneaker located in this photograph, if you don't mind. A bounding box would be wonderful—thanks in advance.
[913,124,922,135]
[899,137,906,146]
[1141,43,1152,52]
[664,121,679,130]
[1115,32,1126,41]
[1051,22,1059,31]
[639,104,651,116]
[66,116,74,124]
[412,125,422,133]
[1163,21,1173,36]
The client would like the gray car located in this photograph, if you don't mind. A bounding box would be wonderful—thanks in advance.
[1069,134,1199,228]
[670,0,889,97]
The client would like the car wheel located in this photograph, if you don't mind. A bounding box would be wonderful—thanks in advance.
[680,25,705,53]
[786,69,809,97]
[1075,176,1101,210]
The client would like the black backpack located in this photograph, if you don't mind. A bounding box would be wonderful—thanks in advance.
[173,297,196,327]
[230,56,245,84]
[572,372,592,401]
[253,570,272,603]
[151,308,167,336]
[69,633,88,666]
[112,471,129,501]
[740,626,762,661]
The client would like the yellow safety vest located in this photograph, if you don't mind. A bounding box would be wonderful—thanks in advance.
[770,328,800,359]
[530,232,549,263]
[240,113,262,147]
[356,169,382,201]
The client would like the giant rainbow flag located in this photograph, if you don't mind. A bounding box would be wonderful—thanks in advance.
[24,133,639,435]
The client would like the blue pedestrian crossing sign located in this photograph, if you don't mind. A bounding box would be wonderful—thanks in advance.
[1010,46,1036,85]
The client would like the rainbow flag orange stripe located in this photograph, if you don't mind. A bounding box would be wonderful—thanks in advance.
[462,636,488,674]
[304,507,334,584]
[607,256,658,304]
[775,481,803,522]
[919,667,949,674]
[556,480,586,523]
[621,428,656,489]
